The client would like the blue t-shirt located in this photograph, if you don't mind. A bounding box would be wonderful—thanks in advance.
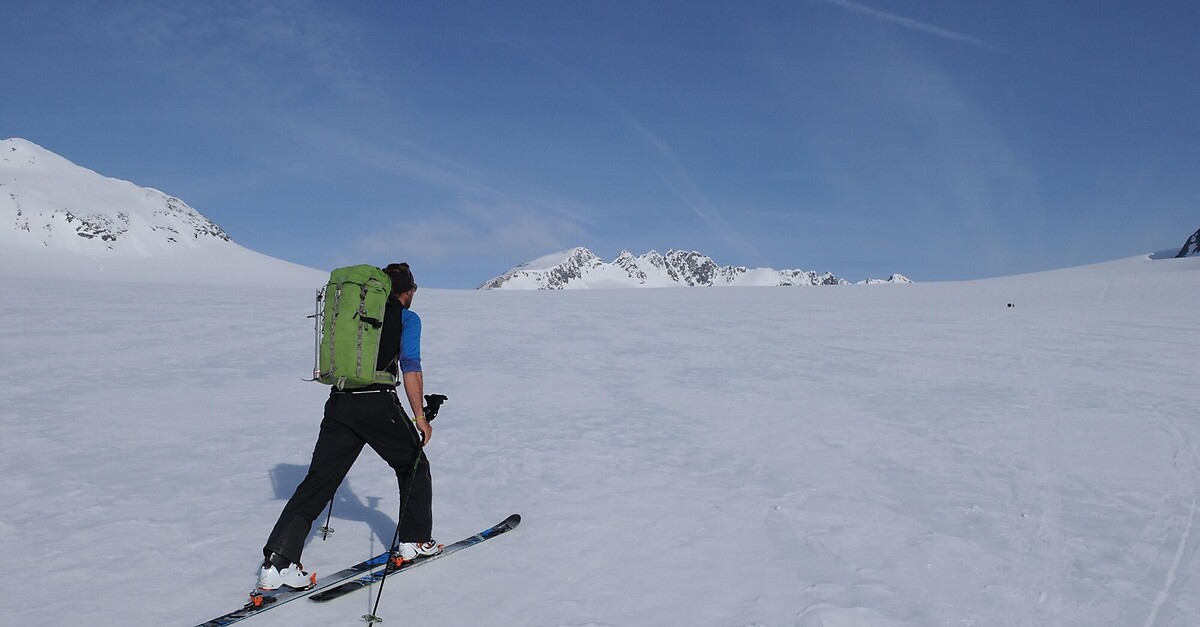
[398,308,422,373]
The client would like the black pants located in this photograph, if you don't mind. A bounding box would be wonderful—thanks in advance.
[263,390,432,564]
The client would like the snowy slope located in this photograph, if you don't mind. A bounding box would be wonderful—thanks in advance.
[478,247,907,289]
[0,138,322,287]
[3,252,1199,626]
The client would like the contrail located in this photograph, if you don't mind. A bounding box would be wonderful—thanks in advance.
[816,0,1006,54]
[630,122,768,265]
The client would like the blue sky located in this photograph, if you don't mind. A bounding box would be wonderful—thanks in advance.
[3,1,1197,287]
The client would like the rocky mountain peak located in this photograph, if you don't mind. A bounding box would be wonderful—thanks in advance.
[0,138,319,286]
[1177,227,1200,258]
[2,138,231,253]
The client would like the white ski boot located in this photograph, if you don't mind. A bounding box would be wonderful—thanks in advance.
[258,557,316,590]
[393,540,442,563]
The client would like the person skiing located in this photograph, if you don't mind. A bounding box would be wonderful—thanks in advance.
[257,262,440,590]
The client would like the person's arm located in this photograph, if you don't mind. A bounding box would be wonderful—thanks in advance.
[399,310,431,445]
[404,370,430,444]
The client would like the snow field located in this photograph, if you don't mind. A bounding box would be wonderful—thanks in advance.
[1,254,1199,626]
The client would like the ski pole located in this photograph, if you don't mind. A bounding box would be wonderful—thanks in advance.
[363,451,423,625]
[364,397,444,623]
[319,498,335,540]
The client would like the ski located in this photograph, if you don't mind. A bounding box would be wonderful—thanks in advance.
[309,513,522,604]
[194,551,392,626]
[193,514,521,625]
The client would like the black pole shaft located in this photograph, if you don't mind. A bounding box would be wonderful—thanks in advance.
[366,450,423,623]
[320,498,334,540]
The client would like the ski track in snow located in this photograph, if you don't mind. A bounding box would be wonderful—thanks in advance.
[1139,406,1200,627]
[2,255,1200,626]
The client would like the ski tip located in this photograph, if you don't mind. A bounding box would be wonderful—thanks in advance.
[505,513,521,527]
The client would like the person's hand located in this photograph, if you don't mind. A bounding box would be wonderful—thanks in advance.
[414,415,432,446]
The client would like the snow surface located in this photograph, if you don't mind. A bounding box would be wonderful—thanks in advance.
[3,254,1200,626]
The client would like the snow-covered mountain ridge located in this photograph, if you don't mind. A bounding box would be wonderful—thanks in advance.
[2,138,229,249]
[0,138,321,286]
[479,246,911,290]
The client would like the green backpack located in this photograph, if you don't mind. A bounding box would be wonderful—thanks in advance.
[311,265,398,390]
